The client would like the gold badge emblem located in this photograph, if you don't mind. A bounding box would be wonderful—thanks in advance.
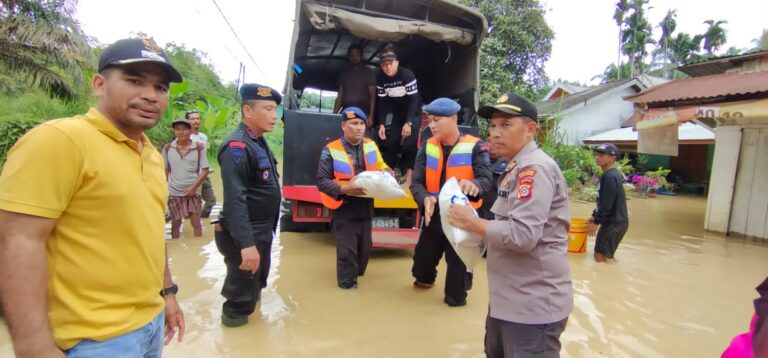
[346,111,356,119]
[141,38,163,53]
[496,94,509,104]
[257,87,272,97]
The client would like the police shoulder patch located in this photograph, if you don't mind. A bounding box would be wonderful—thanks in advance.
[228,141,246,149]
[516,167,536,201]
[228,141,246,164]
[518,168,537,179]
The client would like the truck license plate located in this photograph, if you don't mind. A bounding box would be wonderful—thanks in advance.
[372,217,399,229]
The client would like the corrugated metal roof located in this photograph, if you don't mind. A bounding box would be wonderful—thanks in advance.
[678,49,768,77]
[582,123,715,144]
[624,71,768,104]
[537,79,636,116]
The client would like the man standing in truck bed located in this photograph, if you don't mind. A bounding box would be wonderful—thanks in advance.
[333,44,376,128]
[375,45,420,187]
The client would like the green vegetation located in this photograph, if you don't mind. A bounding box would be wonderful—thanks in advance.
[0,117,42,165]
[596,1,765,82]
[0,0,93,102]
[299,90,336,112]
[537,115,635,202]
[460,0,554,104]
[0,2,248,167]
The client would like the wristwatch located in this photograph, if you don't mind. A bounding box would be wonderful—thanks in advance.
[160,283,179,297]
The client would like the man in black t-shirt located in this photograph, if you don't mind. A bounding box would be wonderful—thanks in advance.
[375,46,420,187]
[588,143,629,262]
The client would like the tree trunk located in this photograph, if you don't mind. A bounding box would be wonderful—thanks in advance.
[618,30,622,80]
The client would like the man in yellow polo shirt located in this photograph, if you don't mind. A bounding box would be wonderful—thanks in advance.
[0,38,185,357]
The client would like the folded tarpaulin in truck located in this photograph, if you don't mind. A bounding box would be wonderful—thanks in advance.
[304,2,475,45]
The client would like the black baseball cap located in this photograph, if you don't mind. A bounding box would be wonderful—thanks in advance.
[593,143,620,156]
[478,92,538,122]
[98,38,183,83]
[379,47,397,62]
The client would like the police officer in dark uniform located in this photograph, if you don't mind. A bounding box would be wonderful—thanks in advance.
[316,107,392,289]
[479,154,508,220]
[215,83,282,327]
[409,97,493,307]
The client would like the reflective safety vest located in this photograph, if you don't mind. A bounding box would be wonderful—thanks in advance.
[425,135,482,209]
[320,138,388,209]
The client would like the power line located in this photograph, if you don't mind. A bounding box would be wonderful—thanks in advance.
[191,0,247,82]
[210,0,269,82]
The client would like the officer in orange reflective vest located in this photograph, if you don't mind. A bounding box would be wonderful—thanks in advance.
[317,107,392,289]
[409,98,493,306]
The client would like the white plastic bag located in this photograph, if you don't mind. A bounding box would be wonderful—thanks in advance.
[353,171,407,200]
[438,177,486,270]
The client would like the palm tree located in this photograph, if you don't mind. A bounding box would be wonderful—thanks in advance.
[0,0,93,102]
[621,0,653,77]
[613,0,630,80]
[593,62,632,84]
[701,19,728,55]
[668,32,701,77]
[658,10,677,78]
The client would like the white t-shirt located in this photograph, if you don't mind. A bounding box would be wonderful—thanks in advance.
[190,132,208,147]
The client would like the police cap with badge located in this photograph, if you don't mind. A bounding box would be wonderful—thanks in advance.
[98,38,183,83]
[478,92,538,122]
[341,106,367,122]
[240,83,282,105]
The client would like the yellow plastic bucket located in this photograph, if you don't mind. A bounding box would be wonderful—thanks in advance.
[568,218,588,253]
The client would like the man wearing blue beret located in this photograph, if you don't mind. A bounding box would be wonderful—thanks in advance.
[409,97,493,307]
[316,107,392,289]
[215,83,282,327]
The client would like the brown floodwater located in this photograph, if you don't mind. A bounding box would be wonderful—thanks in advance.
[2,186,767,357]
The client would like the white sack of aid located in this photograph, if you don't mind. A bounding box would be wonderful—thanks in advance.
[438,177,485,270]
[353,171,407,200]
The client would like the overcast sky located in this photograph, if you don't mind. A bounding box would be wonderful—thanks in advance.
[76,0,767,90]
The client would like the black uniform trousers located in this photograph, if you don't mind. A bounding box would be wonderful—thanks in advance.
[214,221,273,319]
[412,212,469,303]
[331,217,372,288]
[379,145,400,171]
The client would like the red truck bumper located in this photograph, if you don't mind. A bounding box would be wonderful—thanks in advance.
[283,185,420,248]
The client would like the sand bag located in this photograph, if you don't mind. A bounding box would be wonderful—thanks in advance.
[438,178,485,270]
[353,171,407,200]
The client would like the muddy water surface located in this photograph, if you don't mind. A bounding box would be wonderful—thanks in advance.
[1,192,766,357]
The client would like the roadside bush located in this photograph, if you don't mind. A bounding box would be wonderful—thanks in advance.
[0,118,44,166]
